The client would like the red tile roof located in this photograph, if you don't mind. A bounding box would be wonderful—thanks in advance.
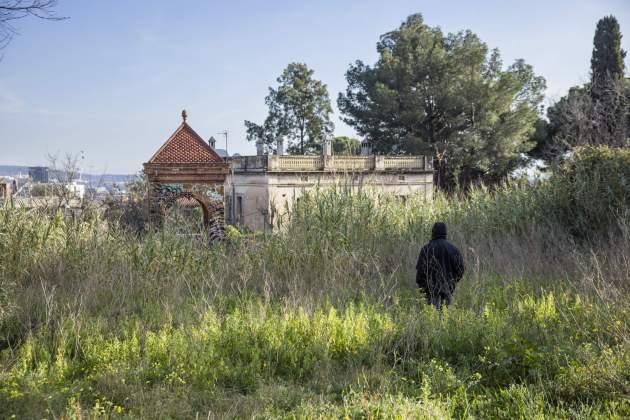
[148,122,223,164]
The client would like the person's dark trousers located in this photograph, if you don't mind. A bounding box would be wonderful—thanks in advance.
[424,288,453,309]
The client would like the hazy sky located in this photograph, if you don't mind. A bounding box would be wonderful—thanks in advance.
[1,0,629,174]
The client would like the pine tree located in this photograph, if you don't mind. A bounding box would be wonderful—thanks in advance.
[338,14,546,189]
[245,63,334,155]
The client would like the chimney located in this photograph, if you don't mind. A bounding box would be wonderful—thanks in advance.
[256,140,264,156]
[360,139,372,156]
[323,139,332,156]
[208,136,216,149]
[277,137,285,156]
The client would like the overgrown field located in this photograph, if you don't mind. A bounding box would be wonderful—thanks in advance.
[1,147,629,419]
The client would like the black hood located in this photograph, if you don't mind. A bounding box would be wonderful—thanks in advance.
[431,222,447,240]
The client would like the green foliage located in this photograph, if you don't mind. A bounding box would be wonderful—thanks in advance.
[245,63,334,155]
[546,146,630,236]
[338,13,546,188]
[540,16,628,155]
[591,16,626,83]
[544,85,590,156]
[1,147,629,418]
[1,291,628,417]
[331,136,361,155]
[590,15,628,147]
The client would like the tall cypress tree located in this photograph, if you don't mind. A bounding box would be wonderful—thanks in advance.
[589,16,628,146]
[591,16,626,83]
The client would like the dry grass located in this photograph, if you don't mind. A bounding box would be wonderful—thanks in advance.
[0,147,629,418]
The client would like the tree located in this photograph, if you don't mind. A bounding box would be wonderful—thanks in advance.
[45,151,82,209]
[0,1,65,49]
[245,63,334,155]
[591,16,626,83]
[589,16,628,146]
[332,136,361,155]
[338,14,546,189]
[527,116,551,161]
[541,16,629,154]
[536,86,592,161]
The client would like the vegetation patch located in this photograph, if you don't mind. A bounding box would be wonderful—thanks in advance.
[1,148,629,418]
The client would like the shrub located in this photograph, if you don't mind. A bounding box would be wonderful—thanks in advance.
[547,146,630,236]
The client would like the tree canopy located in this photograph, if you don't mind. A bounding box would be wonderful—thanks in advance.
[590,16,628,146]
[332,136,361,155]
[533,15,628,161]
[591,16,626,83]
[245,63,334,155]
[338,14,546,188]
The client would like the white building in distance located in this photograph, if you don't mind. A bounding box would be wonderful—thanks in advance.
[225,140,433,231]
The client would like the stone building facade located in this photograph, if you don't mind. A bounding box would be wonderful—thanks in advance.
[226,151,433,232]
[144,112,433,234]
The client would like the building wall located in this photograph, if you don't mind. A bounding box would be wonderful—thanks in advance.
[227,171,433,232]
[0,181,15,205]
[226,173,270,231]
[28,167,49,183]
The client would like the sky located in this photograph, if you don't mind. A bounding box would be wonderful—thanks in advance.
[0,0,629,174]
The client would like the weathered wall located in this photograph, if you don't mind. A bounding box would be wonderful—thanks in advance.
[225,174,270,231]
[227,171,433,232]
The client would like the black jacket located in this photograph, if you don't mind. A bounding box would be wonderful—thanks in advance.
[416,225,465,292]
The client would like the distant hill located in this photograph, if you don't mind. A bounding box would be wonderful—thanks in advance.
[0,165,137,186]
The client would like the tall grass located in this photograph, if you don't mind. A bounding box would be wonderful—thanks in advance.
[0,147,629,418]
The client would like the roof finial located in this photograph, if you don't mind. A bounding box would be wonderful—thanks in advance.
[181,109,188,123]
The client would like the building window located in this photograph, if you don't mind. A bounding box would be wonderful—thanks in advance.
[300,175,309,182]
[398,175,405,181]
[226,196,233,224]
[237,196,243,225]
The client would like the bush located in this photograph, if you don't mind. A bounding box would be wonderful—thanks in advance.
[547,146,630,236]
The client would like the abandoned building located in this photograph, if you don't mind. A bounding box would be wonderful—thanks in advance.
[144,111,433,233]
[226,139,433,231]
[143,110,229,235]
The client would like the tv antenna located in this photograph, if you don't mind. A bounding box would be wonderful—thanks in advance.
[217,130,228,159]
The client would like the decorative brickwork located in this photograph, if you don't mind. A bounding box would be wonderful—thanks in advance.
[143,111,229,239]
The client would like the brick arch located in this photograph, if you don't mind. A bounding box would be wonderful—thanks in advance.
[162,192,211,226]
[143,115,229,238]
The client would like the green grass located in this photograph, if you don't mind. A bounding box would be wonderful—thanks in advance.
[0,147,629,419]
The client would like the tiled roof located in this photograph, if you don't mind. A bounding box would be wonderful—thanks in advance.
[148,122,223,164]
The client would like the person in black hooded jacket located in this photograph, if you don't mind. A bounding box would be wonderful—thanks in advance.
[416,222,465,308]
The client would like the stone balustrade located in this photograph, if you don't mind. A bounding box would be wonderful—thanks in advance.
[383,156,430,170]
[268,155,324,171]
[231,154,430,172]
[328,156,374,171]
